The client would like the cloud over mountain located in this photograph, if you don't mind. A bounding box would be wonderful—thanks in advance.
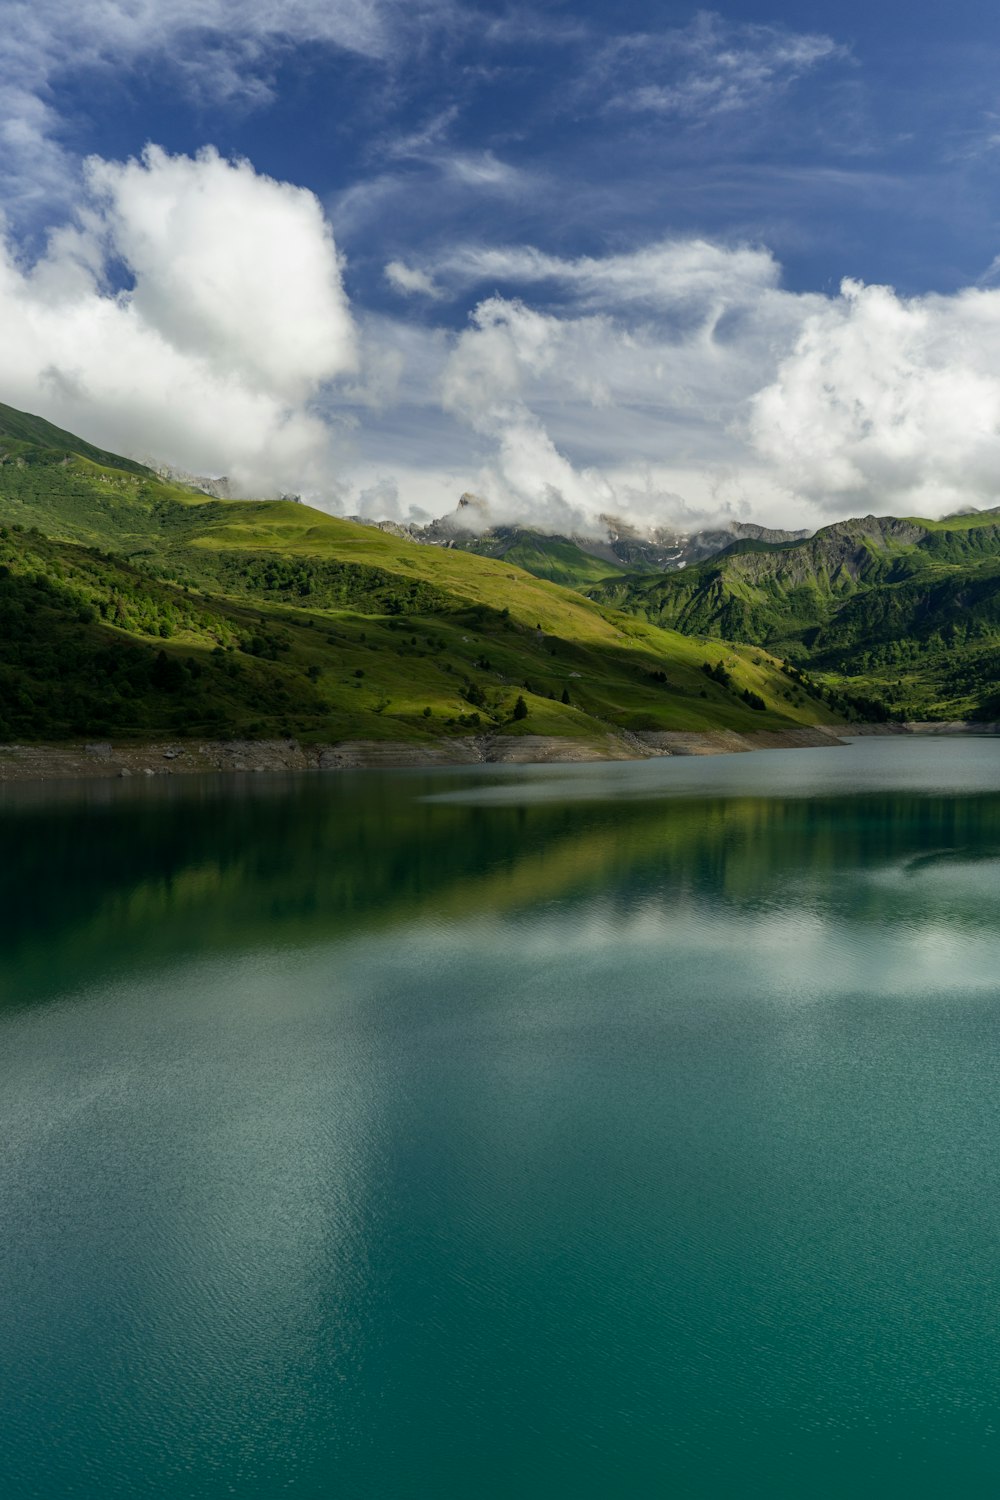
[8,150,1000,533]
[431,242,818,531]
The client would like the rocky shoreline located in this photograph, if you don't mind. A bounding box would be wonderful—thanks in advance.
[0,725,839,783]
[0,721,993,785]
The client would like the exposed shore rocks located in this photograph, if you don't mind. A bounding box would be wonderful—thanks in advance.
[0,726,841,783]
[0,721,993,785]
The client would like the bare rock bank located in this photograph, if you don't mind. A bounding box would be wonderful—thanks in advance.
[841,721,1000,737]
[631,726,847,757]
[0,725,853,785]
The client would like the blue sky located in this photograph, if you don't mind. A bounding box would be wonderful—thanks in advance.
[3,0,1000,530]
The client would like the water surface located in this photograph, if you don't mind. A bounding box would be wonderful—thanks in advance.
[2,737,1000,1497]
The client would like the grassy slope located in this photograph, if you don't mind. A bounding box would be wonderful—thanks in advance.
[453,529,625,589]
[0,404,840,743]
[173,502,845,731]
[0,448,203,557]
[0,401,152,475]
[591,512,1000,720]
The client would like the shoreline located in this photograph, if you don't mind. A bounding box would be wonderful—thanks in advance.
[0,721,994,786]
[0,727,841,783]
[2,720,993,785]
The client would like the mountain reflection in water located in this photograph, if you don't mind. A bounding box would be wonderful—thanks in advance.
[2,737,1000,1499]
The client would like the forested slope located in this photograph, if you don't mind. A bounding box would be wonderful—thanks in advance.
[590,512,1000,720]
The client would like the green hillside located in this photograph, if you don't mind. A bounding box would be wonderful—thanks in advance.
[0,401,153,476]
[0,401,845,744]
[0,401,208,554]
[590,512,1000,720]
[451,528,625,589]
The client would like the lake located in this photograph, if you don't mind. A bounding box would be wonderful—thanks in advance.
[2,736,1000,1497]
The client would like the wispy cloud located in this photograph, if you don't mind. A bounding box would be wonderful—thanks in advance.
[431,238,784,315]
[375,100,530,194]
[385,260,442,298]
[0,0,455,213]
[945,110,1000,164]
[440,150,528,190]
[478,8,590,49]
[377,106,463,162]
[591,10,847,121]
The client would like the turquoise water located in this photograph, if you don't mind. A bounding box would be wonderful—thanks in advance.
[2,737,1000,1497]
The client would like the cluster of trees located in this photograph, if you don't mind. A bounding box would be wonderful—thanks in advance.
[701,660,733,688]
[0,531,333,739]
[459,679,531,725]
[240,630,291,661]
[0,526,237,647]
[0,567,207,736]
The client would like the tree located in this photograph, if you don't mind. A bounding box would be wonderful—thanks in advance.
[512,694,528,721]
[151,650,185,693]
[560,687,571,705]
[702,660,732,688]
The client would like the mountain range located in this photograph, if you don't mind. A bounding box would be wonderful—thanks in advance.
[1,396,996,746]
[357,492,813,586]
[587,510,1000,722]
[349,485,1000,724]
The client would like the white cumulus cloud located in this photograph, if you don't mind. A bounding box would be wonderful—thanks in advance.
[433,244,818,531]
[749,278,1000,514]
[87,146,356,396]
[0,146,357,495]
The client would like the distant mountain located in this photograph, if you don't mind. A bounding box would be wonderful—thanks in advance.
[154,465,237,499]
[589,510,1000,721]
[352,492,814,588]
[594,513,813,572]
